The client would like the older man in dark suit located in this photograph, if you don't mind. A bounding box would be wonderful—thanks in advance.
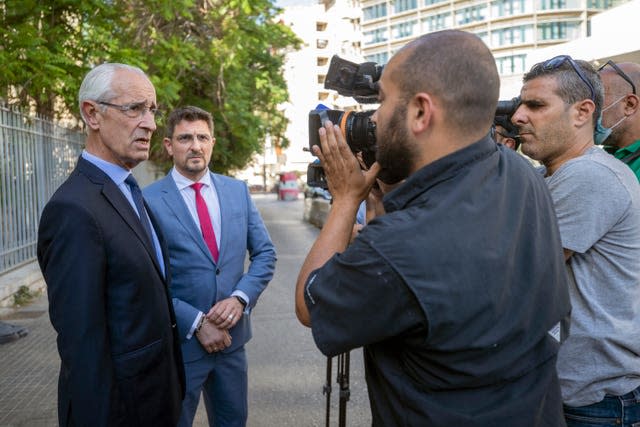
[37,63,185,427]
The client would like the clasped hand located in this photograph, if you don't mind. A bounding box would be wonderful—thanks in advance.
[196,297,245,353]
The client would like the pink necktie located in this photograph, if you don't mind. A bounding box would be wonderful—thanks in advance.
[191,183,219,262]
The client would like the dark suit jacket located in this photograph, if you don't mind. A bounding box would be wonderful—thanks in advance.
[37,157,185,427]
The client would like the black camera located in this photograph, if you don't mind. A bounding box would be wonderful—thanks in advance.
[308,109,376,171]
[306,55,522,188]
[492,96,521,147]
[495,96,520,117]
[307,56,382,189]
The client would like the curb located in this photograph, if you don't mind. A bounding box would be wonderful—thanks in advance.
[0,261,45,317]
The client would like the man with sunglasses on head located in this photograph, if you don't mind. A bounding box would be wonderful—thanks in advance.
[37,63,185,426]
[598,61,640,180]
[512,56,640,427]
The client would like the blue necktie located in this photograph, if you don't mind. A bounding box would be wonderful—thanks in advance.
[124,174,154,246]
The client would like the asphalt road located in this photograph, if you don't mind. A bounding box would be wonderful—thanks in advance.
[226,194,372,427]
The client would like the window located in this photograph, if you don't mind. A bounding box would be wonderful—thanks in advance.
[392,20,417,39]
[363,28,388,45]
[496,55,526,75]
[537,21,581,40]
[456,5,487,25]
[424,0,447,5]
[538,0,566,10]
[394,0,418,13]
[317,57,329,66]
[587,0,614,7]
[363,3,387,21]
[490,0,528,16]
[316,22,327,31]
[422,12,452,31]
[475,31,489,45]
[317,39,328,49]
[365,52,389,65]
[490,25,533,47]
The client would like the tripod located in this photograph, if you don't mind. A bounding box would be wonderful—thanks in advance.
[323,352,351,427]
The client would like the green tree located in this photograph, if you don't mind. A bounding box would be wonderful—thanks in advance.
[0,0,301,173]
[0,0,123,120]
[119,0,301,173]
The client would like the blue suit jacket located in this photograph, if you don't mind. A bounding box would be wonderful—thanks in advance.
[144,171,276,362]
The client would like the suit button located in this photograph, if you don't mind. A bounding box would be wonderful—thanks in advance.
[216,268,221,275]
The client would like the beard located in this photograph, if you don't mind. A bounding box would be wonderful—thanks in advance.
[375,104,414,185]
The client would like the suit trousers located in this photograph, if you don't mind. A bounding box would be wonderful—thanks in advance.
[179,346,248,427]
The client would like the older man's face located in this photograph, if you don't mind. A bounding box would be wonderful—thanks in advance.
[94,69,157,170]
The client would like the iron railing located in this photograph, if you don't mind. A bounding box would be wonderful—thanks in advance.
[0,105,84,274]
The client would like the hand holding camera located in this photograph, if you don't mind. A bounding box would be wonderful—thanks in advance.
[314,120,380,208]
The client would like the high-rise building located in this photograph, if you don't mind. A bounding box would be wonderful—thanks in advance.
[277,0,365,175]
[360,0,629,97]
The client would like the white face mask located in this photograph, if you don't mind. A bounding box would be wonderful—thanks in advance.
[594,95,627,145]
[603,95,628,127]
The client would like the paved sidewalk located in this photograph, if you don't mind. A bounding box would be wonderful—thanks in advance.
[0,293,58,427]
[0,196,371,427]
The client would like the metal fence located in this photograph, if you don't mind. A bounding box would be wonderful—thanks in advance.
[0,105,84,275]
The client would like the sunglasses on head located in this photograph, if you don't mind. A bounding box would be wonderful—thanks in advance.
[598,60,636,95]
[540,55,596,102]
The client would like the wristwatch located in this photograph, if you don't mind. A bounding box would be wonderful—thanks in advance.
[235,295,247,308]
[194,314,205,335]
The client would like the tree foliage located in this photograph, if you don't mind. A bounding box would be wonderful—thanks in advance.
[0,0,301,173]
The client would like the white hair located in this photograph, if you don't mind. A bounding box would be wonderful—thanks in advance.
[78,63,147,124]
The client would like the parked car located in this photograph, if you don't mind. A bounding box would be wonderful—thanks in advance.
[304,185,331,201]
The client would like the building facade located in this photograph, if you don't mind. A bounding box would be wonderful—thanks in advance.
[360,0,628,97]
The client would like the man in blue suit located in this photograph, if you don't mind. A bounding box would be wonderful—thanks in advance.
[37,63,185,426]
[144,106,276,427]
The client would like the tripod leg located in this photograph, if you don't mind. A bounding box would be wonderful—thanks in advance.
[337,352,350,427]
[324,357,332,427]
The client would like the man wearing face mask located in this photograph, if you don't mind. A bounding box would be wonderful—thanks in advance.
[597,61,640,180]
[512,55,640,427]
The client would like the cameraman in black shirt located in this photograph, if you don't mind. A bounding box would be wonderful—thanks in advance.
[295,29,570,427]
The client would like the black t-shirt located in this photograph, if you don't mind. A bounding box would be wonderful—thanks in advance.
[305,137,571,426]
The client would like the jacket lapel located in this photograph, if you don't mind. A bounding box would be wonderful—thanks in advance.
[161,175,216,264]
[209,172,229,259]
[77,158,165,277]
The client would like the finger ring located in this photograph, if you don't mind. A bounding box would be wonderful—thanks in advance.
[228,314,234,320]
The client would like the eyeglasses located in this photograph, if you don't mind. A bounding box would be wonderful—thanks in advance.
[97,101,160,119]
[598,60,636,95]
[540,55,596,102]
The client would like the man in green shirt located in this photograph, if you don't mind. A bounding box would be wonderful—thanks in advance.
[599,61,640,180]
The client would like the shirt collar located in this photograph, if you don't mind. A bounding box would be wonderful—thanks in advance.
[614,139,640,157]
[81,150,131,185]
[383,136,497,213]
[171,168,213,191]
